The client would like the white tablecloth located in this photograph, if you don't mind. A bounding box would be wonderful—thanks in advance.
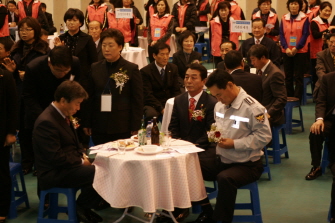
[92,140,206,213]
[161,97,175,133]
[138,35,177,58]
[121,47,148,69]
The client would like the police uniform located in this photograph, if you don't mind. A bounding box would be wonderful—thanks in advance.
[201,87,272,222]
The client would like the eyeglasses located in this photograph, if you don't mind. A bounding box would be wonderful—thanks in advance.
[19,28,33,32]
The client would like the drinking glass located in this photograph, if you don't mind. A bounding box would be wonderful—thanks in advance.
[161,131,171,150]
[117,140,126,155]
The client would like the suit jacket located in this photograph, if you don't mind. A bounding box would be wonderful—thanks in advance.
[33,105,84,190]
[262,61,287,125]
[141,62,181,112]
[83,57,143,135]
[231,69,263,103]
[239,36,281,69]
[217,61,226,71]
[7,11,19,23]
[314,48,335,98]
[45,12,54,29]
[168,91,217,149]
[97,40,104,61]
[0,69,17,145]
[172,50,202,79]
[22,55,81,129]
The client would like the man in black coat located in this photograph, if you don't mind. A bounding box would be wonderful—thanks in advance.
[141,43,181,124]
[33,80,108,223]
[239,18,281,69]
[40,3,56,35]
[224,50,263,103]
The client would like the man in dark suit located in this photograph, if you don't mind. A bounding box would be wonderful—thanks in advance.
[40,3,56,34]
[239,18,281,69]
[141,43,181,124]
[224,50,262,103]
[88,20,104,61]
[314,34,335,100]
[168,63,217,222]
[7,1,19,25]
[217,40,237,71]
[33,80,108,223]
[248,44,286,126]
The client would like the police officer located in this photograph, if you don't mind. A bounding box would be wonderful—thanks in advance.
[190,69,272,223]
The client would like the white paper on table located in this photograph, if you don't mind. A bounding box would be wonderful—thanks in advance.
[89,142,118,154]
[95,151,118,157]
[170,146,204,154]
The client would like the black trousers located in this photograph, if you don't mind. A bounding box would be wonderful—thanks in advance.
[310,58,317,92]
[283,52,309,100]
[0,146,11,216]
[19,128,34,170]
[200,156,263,222]
[92,132,131,145]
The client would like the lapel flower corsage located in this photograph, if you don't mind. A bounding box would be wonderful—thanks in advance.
[69,116,80,129]
[110,68,129,94]
[207,123,222,143]
[190,104,206,121]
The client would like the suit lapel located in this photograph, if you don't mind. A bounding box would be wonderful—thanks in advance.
[151,63,164,87]
[50,106,76,140]
[188,92,206,134]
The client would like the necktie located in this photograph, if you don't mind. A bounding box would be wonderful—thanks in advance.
[185,53,190,63]
[160,68,165,80]
[256,39,260,44]
[189,98,196,121]
[258,70,263,76]
[65,117,70,126]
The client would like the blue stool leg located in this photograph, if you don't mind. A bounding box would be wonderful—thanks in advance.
[67,189,78,222]
[49,193,59,219]
[281,127,289,158]
[298,106,304,132]
[37,191,48,222]
[272,127,281,164]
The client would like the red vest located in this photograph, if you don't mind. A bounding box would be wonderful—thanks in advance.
[18,0,40,20]
[210,16,239,57]
[310,16,329,59]
[252,11,278,41]
[149,5,155,17]
[150,13,173,44]
[229,1,242,20]
[87,3,107,24]
[310,5,320,18]
[305,9,315,21]
[0,4,9,37]
[177,3,189,28]
[281,12,309,53]
[199,0,209,22]
[107,11,132,42]
[210,0,224,15]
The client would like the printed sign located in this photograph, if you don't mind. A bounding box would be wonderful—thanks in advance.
[231,20,252,33]
[115,8,133,18]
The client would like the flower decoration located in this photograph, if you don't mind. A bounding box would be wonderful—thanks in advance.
[190,104,206,121]
[69,116,80,129]
[110,68,129,94]
[207,123,223,143]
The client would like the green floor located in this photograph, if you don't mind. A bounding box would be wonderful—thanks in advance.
[8,64,331,222]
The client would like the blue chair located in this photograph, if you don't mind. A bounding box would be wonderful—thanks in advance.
[194,43,209,61]
[321,140,329,174]
[267,124,289,164]
[262,147,271,180]
[204,38,211,57]
[285,97,304,134]
[37,187,79,223]
[192,181,218,214]
[8,162,30,219]
[302,74,313,105]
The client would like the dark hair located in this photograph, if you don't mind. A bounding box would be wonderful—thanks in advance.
[258,0,272,7]
[302,0,308,13]
[7,1,17,6]
[50,46,73,67]
[213,1,231,18]
[220,40,236,50]
[64,8,85,27]
[247,44,269,60]
[320,1,333,11]
[205,69,234,89]
[100,28,124,50]
[40,2,46,8]
[326,33,335,40]
[54,80,88,103]
[0,37,14,52]
[252,18,266,27]
[178,30,196,48]
[154,0,170,14]
[186,63,207,80]
[88,20,103,30]
[41,28,48,36]
[310,0,322,7]
[89,0,105,4]
[153,42,170,55]
[224,50,243,70]
[286,0,303,12]
[17,17,41,43]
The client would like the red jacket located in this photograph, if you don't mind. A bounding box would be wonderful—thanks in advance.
[199,0,209,22]
[107,11,133,43]
[87,3,107,25]
[252,10,278,41]
[0,4,9,37]
[229,1,242,20]
[150,13,173,44]
[310,16,329,59]
[17,0,40,20]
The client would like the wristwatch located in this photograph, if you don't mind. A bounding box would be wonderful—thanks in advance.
[316,117,324,121]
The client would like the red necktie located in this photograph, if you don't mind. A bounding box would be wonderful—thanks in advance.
[189,98,196,120]
[256,39,260,44]
[258,70,263,76]
[65,117,70,126]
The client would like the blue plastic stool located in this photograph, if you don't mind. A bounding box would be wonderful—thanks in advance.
[284,97,304,134]
[38,187,79,223]
[232,182,263,223]
[302,74,313,105]
[321,140,329,174]
[192,181,218,214]
[262,147,271,180]
[89,136,95,148]
[194,43,209,61]
[267,124,289,164]
[8,162,30,219]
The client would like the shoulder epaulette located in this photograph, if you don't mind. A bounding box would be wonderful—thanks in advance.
[244,97,255,105]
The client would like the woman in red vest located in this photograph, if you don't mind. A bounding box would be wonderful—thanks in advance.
[310,1,334,91]
[210,1,240,67]
[252,0,279,42]
[280,0,310,100]
[144,0,158,27]
[302,0,314,20]
[196,0,210,42]
[17,0,49,32]
[85,0,108,30]
[309,0,321,17]
[147,0,173,63]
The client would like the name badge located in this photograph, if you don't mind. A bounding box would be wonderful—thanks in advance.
[289,36,297,47]
[154,28,161,38]
[101,94,112,112]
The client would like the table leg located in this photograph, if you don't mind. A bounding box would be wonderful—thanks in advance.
[168,211,179,223]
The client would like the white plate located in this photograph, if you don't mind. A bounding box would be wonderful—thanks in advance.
[125,142,139,150]
[135,146,164,155]
[130,135,139,142]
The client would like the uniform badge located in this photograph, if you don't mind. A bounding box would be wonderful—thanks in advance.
[244,97,255,105]
[255,113,265,123]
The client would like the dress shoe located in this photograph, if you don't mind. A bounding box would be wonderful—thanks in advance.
[86,209,103,222]
[76,206,97,223]
[305,166,322,180]
[94,199,110,211]
[156,210,170,222]
[172,208,190,222]
[188,211,216,223]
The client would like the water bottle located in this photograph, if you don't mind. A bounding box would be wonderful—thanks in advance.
[60,24,64,34]
[138,118,147,146]
[146,121,152,144]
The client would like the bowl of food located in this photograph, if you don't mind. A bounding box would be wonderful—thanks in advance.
[142,145,158,153]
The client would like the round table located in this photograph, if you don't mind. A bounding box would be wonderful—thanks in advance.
[121,47,148,69]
